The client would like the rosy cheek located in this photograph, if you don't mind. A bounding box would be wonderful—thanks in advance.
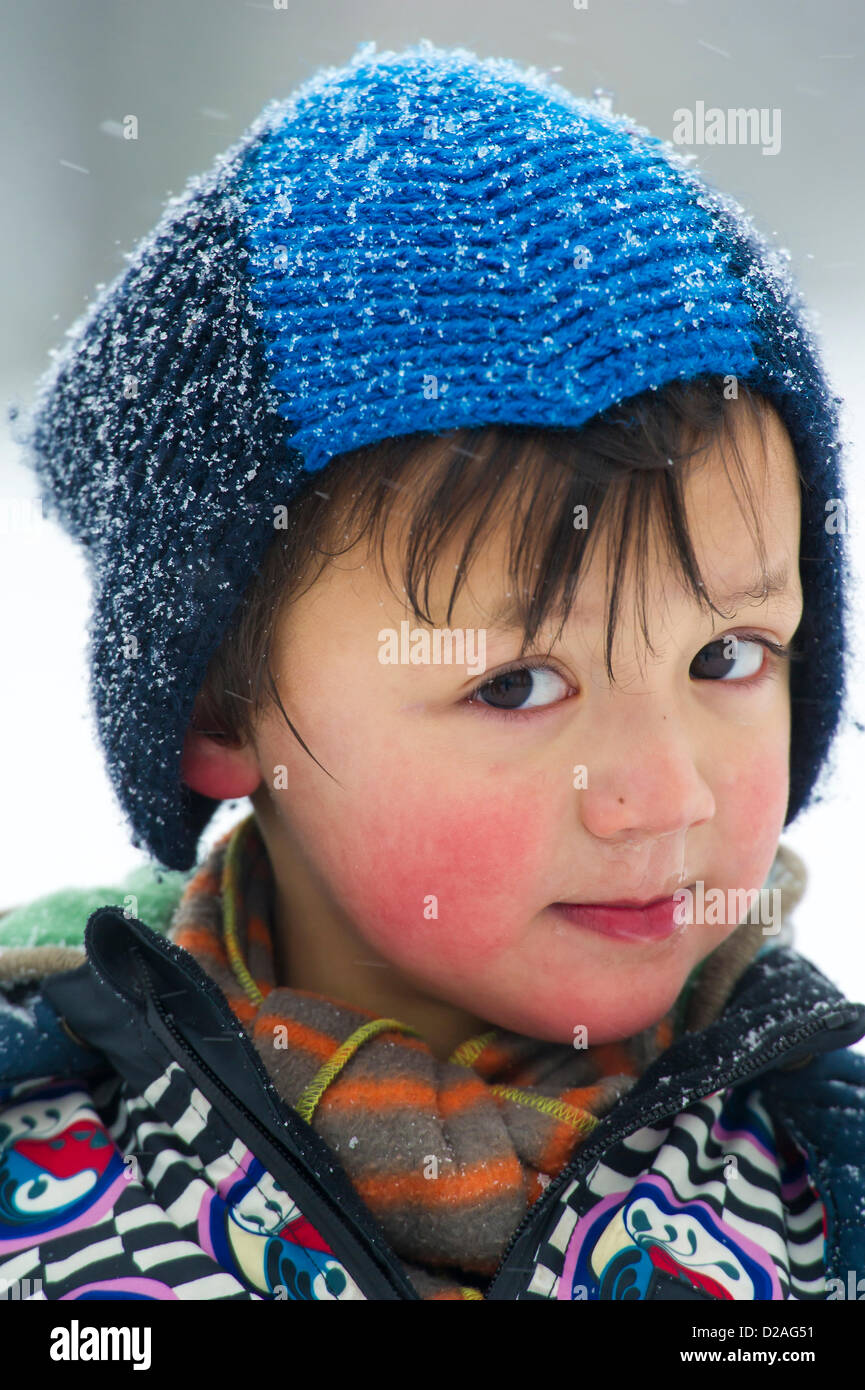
[716,745,790,883]
[318,770,553,972]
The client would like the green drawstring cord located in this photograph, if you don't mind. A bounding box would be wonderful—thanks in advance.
[222,814,266,1008]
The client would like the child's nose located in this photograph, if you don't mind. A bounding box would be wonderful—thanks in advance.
[574,713,716,842]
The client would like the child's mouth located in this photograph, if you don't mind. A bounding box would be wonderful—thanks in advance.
[551,888,694,943]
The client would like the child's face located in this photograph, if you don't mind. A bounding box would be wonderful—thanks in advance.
[247,402,803,1047]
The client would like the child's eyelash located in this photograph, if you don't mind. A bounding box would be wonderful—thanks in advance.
[465,633,798,715]
[467,657,566,700]
[717,633,793,665]
[706,632,798,667]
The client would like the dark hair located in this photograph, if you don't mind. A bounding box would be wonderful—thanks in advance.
[190,375,801,768]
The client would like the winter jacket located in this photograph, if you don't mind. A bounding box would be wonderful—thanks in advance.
[1,856,864,1302]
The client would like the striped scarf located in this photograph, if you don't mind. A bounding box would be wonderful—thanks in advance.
[169,812,763,1300]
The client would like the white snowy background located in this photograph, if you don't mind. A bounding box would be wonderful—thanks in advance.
[2,0,864,1050]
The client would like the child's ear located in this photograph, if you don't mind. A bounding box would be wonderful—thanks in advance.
[180,725,262,800]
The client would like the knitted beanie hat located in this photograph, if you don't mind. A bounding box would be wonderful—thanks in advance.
[11,39,850,871]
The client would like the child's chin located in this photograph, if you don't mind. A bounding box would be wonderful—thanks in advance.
[486,991,681,1048]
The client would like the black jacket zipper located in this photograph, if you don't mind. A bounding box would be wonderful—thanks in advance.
[483,1008,856,1299]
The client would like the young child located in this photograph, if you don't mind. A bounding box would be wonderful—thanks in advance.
[2,40,864,1303]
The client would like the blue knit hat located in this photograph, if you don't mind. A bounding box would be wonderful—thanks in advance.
[10,39,850,871]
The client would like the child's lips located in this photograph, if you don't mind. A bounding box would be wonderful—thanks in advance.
[551,888,694,943]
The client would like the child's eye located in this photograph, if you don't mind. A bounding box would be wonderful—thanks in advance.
[690,634,789,684]
[467,663,573,714]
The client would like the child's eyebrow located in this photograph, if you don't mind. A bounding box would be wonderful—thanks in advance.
[705,563,800,614]
[482,563,799,634]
